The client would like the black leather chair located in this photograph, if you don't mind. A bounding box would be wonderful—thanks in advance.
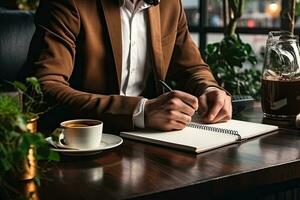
[0,8,55,130]
[0,8,35,83]
[0,8,54,129]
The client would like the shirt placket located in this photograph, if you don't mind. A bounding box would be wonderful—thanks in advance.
[122,1,151,96]
[127,11,137,95]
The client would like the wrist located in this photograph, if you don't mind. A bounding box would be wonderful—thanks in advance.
[133,98,148,129]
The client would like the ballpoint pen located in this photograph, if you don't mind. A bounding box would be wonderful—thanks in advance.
[159,80,173,92]
[159,80,199,115]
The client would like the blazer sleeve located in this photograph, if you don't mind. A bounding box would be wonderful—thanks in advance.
[166,0,225,97]
[27,0,142,131]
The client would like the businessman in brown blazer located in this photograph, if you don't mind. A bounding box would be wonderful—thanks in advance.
[27,0,232,132]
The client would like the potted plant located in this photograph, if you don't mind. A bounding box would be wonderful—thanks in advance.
[0,77,59,199]
[12,77,52,122]
[204,0,261,99]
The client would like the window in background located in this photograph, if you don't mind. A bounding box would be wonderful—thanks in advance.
[182,0,200,46]
[181,0,295,99]
[182,0,200,27]
[207,33,268,68]
[190,33,200,47]
[241,0,281,28]
[206,0,282,29]
[181,0,285,54]
[207,0,223,27]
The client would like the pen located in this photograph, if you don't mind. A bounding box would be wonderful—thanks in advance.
[159,80,173,92]
[159,80,199,114]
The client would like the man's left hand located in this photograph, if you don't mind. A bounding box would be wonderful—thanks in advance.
[197,88,232,123]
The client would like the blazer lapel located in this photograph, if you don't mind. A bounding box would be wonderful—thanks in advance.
[148,5,163,93]
[100,0,122,91]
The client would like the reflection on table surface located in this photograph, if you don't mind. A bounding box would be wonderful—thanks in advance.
[17,103,300,200]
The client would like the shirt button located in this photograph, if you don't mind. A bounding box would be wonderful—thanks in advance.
[131,41,136,46]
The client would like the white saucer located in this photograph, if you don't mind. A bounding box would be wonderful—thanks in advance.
[45,134,123,156]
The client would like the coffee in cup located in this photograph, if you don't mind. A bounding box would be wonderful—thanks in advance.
[60,119,103,149]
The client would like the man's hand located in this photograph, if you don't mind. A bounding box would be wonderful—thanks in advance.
[198,88,232,123]
[145,91,198,131]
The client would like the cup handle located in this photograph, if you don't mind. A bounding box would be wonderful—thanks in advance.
[51,128,64,143]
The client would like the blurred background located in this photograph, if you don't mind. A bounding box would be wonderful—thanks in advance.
[1,0,291,66]
[181,0,300,67]
[0,0,299,99]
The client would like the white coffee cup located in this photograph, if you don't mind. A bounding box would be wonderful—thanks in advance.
[60,119,103,150]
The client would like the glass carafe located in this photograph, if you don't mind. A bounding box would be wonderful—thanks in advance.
[261,31,300,119]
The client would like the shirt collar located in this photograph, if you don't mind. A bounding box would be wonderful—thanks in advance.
[119,0,160,7]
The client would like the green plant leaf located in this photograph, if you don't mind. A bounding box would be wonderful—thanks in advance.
[0,77,59,190]
[12,81,27,92]
[248,56,257,65]
[48,151,60,161]
[204,35,261,99]
[244,44,252,54]
[19,134,31,152]
[26,77,42,95]
[15,115,27,132]
[35,148,48,160]
[206,44,217,54]
[0,158,12,172]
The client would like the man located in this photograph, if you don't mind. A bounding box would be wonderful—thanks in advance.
[27,0,232,132]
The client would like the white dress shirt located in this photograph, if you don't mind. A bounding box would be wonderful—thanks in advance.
[120,0,151,96]
[119,0,218,128]
[120,0,153,128]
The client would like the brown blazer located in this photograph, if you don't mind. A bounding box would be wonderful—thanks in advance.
[27,0,221,131]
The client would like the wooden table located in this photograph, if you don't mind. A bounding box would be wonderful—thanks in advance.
[22,104,300,200]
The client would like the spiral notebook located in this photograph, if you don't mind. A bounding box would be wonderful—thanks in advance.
[120,120,278,153]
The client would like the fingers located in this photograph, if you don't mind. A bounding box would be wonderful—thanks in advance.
[166,97,196,116]
[160,120,187,131]
[145,91,198,131]
[166,110,192,125]
[205,94,224,122]
[197,93,208,117]
[145,109,192,132]
[160,110,192,131]
[162,91,196,130]
[145,88,232,131]
[200,90,232,124]
[167,90,198,111]
[209,96,232,123]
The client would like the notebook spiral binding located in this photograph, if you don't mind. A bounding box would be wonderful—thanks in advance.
[188,122,242,141]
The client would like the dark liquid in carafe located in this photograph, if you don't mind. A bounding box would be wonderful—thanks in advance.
[261,78,300,118]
